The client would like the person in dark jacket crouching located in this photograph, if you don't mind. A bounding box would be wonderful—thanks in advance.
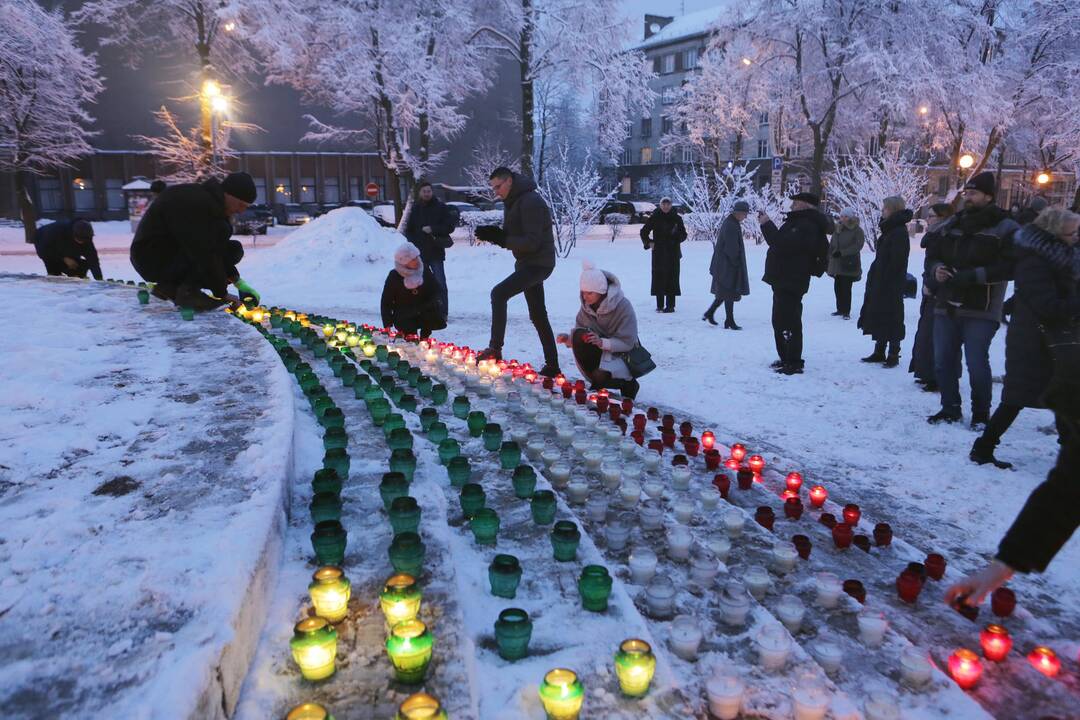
[925,172,1018,428]
[970,207,1080,468]
[473,167,560,376]
[858,196,913,367]
[130,172,259,310]
[758,192,831,375]
[704,201,750,329]
[640,198,688,313]
[556,261,641,399]
[34,219,102,280]
[380,242,447,339]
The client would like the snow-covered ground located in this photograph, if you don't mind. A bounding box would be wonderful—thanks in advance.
[0,275,296,718]
[1,207,1076,718]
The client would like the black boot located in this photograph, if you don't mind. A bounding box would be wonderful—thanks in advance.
[610,378,640,400]
[477,348,502,361]
[175,284,226,311]
[538,363,561,378]
[970,410,990,432]
[724,318,742,330]
[861,342,887,363]
[883,344,901,368]
[702,311,718,326]
[970,436,1013,469]
[927,408,962,424]
[151,282,177,302]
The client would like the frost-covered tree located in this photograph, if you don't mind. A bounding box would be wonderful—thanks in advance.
[244,0,492,220]
[825,152,930,250]
[672,162,792,245]
[133,106,259,183]
[538,145,613,257]
[463,137,521,203]
[470,0,654,173]
[0,0,102,242]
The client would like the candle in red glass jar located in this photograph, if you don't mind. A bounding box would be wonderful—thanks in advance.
[925,553,946,580]
[683,437,700,457]
[701,431,715,451]
[633,414,647,432]
[647,407,660,421]
[852,534,871,553]
[631,430,645,446]
[661,414,675,430]
[575,389,587,405]
[754,506,775,531]
[724,458,740,470]
[1027,646,1060,677]
[525,370,538,383]
[792,534,811,559]
[730,443,747,463]
[562,383,573,398]
[542,375,554,389]
[784,497,803,520]
[621,397,634,414]
[896,569,923,603]
[819,513,837,529]
[647,439,664,455]
[948,649,983,690]
[596,392,610,413]
[832,522,853,549]
[748,455,765,473]
[991,588,1016,618]
[873,523,892,547]
[661,430,676,448]
[671,454,688,467]
[555,374,567,387]
[979,624,1012,662]
[704,449,721,470]
[780,489,798,501]
[842,504,860,527]
[609,406,622,423]
[737,469,754,491]
[679,421,693,438]
[574,379,586,392]
[785,472,803,493]
[809,485,827,508]
[713,474,730,498]
[842,579,866,603]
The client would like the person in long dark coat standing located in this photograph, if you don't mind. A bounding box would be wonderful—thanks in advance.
[908,203,955,390]
[640,197,687,312]
[403,181,454,318]
[826,208,864,319]
[970,207,1080,468]
[858,196,913,367]
[704,201,751,329]
[758,193,830,375]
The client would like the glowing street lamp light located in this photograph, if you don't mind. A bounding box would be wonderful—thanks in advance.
[918,105,930,116]
[211,95,229,114]
[958,153,975,170]
[202,79,221,98]
[741,57,753,66]
[1036,171,1051,186]
[224,20,236,32]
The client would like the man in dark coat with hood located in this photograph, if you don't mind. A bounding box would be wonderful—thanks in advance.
[403,181,454,317]
[130,172,259,311]
[705,200,750,329]
[758,192,831,374]
[473,167,560,377]
[34,219,103,280]
[640,197,687,312]
[925,171,1018,428]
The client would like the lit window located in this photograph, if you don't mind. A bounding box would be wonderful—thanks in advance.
[682,146,694,163]
[38,177,63,212]
[300,177,315,203]
[661,87,677,105]
[73,177,95,212]
[756,139,769,158]
[275,178,291,203]
[640,147,653,164]
[324,177,340,204]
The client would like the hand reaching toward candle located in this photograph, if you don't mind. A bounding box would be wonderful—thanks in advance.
[581,332,603,347]
[944,560,1014,607]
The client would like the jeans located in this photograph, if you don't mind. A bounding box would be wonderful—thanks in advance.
[772,289,805,364]
[427,259,448,318]
[834,276,854,315]
[489,264,558,366]
[933,313,999,414]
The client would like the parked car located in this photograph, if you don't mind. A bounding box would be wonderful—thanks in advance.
[301,202,324,219]
[233,207,269,235]
[446,201,481,226]
[274,203,312,225]
[630,201,656,223]
[600,200,636,222]
[372,202,397,227]
[249,203,275,226]
[345,200,375,216]
[320,203,342,215]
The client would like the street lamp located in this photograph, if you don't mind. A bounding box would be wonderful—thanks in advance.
[741,57,753,67]
[918,105,929,116]
[1036,171,1051,186]
[224,21,236,32]
[958,153,975,169]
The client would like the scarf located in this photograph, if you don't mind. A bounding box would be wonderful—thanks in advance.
[1013,224,1080,280]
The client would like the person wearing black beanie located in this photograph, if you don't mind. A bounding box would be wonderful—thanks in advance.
[130,172,260,311]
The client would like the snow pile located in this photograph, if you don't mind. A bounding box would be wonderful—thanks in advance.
[242,207,402,302]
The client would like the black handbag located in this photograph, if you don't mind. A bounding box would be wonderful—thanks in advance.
[621,343,656,378]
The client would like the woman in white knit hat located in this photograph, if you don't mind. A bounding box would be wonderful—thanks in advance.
[556,260,642,399]
[380,241,447,338]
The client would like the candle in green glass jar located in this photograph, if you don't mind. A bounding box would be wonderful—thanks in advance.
[437,438,461,465]
[180,306,195,321]
[388,532,425,577]
[452,396,470,420]
[312,468,342,496]
[398,394,418,413]
[531,490,557,524]
[369,399,391,426]
[312,395,335,418]
[290,617,338,681]
[469,507,500,545]
[340,364,357,386]
[431,384,448,405]
[512,465,538,499]
[382,412,405,435]
[310,491,343,524]
[427,421,449,445]
[419,407,438,432]
[482,423,504,451]
[323,427,348,451]
[389,386,406,404]
[538,668,584,720]
[467,410,487,437]
[406,367,422,387]
[494,608,533,661]
[137,288,150,304]
[614,639,656,698]
[578,565,613,612]
[459,483,486,519]
[318,407,345,430]
[312,342,328,358]
[322,449,349,479]
[380,472,410,510]
[308,566,351,624]
[379,572,422,627]
[446,456,471,487]
[376,344,389,361]
[488,554,522,599]
[389,449,417,483]
[388,427,414,452]
[388,496,422,535]
[396,692,447,720]
[311,520,348,566]
[500,441,521,470]
[416,377,434,398]
[550,521,581,562]
[385,619,433,684]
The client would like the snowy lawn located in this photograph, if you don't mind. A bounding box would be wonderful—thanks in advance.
[0,275,296,718]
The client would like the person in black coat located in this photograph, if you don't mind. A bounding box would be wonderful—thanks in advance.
[34,219,102,280]
[473,167,560,376]
[403,181,454,317]
[909,203,955,390]
[758,192,830,374]
[130,173,258,310]
[858,197,913,367]
[640,198,687,312]
[971,208,1080,468]
[704,201,750,329]
[381,242,447,338]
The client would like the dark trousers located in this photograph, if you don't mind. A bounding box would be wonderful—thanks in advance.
[833,276,854,316]
[982,403,1073,447]
[137,239,244,292]
[705,297,735,322]
[655,294,676,311]
[427,259,448,319]
[771,289,805,364]
[489,264,558,366]
[909,295,937,382]
[933,313,998,414]
[571,328,603,377]
[43,257,89,278]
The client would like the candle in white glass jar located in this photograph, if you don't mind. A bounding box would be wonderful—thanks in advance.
[744,564,770,600]
[548,463,571,489]
[707,536,731,563]
[792,677,830,720]
[771,544,798,574]
[671,466,691,490]
[542,448,562,468]
[899,646,932,687]
[812,640,843,675]
[668,614,704,661]
[600,463,621,490]
[643,453,661,471]
[863,692,900,720]
[718,581,751,627]
[527,437,546,458]
[620,438,639,459]
[622,465,642,484]
[583,450,603,470]
[667,526,692,561]
[628,547,657,584]
[705,674,744,720]
[566,481,589,504]
[856,609,888,648]
[722,509,744,538]
[755,623,791,672]
[689,550,719,586]
[606,519,631,551]
[776,594,806,634]
[700,488,720,511]
[620,480,641,507]
[645,574,677,619]
[673,499,694,524]
[639,501,664,530]
[814,572,842,609]
[643,480,665,500]
[585,494,608,522]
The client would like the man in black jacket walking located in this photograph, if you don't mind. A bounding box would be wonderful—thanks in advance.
[473,167,560,377]
[758,193,830,374]
[34,219,103,280]
[130,173,259,310]
[640,198,687,312]
[403,181,454,317]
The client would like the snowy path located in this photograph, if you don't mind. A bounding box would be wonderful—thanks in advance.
[0,275,295,718]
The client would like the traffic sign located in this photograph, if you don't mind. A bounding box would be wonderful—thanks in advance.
[772,156,783,172]
[365,182,379,198]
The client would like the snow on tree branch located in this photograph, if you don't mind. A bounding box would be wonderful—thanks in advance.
[463,137,521,204]
[537,144,613,258]
[825,151,930,250]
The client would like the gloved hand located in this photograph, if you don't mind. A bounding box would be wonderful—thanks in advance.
[832,251,841,258]
[475,225,506,246]
[234,278,260,304]
[952,269,978,286]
